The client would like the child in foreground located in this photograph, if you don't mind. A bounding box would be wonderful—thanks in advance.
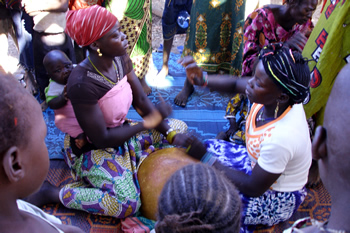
[0,73,83,233]
[43,50,87,149]
[152,163,241,233]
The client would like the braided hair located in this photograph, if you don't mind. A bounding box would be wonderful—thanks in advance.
[155,163,241,233]
[259,43,310,105]
[0,73,32,156]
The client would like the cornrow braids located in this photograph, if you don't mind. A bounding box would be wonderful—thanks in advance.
[155,163,241,233]
[0,73,32,156]
[259,43,311,105]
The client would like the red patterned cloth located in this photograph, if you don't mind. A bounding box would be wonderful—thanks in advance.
[242,7,313,76]
[68,0,104,10]
[65,5,117,47]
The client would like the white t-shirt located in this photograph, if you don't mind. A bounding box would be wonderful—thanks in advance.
[246,103,312,192]
[17,199,63,233]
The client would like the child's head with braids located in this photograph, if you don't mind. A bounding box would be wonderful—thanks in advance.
[155,163,241,233]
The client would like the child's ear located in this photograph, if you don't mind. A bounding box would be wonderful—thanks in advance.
[2,146,25,183]
[312,126,328,160]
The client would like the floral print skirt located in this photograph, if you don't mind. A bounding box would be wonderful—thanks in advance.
[59,118,187,218]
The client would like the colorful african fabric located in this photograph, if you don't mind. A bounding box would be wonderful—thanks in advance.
[242,6,312,76]
[205,139,307,232]
[105,0,152,79]
[60,118,188,218]
[65,5,117,47]
[182,0,245,75]
[302,0,350,125]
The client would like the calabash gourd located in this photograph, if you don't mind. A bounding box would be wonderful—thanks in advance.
[137,148,199,220]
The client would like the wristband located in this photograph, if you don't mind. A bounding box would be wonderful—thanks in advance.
[201,151,217,166]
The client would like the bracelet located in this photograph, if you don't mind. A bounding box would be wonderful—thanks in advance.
[202,72,208,87]
[165,127,174,136]
[201,151,217,166]
[224,115,236,120]
[166,131,177,144]
[186,145,191,153]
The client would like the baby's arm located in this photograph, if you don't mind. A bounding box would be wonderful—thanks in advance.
[47,86,68,110]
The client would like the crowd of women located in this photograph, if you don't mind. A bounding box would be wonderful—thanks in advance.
[1,0,349,232]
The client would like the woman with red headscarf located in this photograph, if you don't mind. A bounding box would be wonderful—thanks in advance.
[38,5,190,218]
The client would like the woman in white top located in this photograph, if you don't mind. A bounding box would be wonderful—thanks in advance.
[181,43,312,232]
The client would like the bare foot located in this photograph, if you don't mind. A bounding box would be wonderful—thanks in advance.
[174,79,194,107]
[23,181,61,207]
[156,66,169,80]
[139,78,152,96]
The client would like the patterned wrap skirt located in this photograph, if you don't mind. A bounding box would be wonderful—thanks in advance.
[205,139,308,232]
[105,0,152,80]
[182,0,245,75]
[59,118,187,218]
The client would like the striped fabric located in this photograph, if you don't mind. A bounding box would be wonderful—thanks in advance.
[65,5,117,47]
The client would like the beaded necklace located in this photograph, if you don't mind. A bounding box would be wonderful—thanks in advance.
[88,56,120,85]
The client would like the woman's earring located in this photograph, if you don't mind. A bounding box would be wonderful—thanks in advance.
[97,48,102,57]
[274,101,279,119]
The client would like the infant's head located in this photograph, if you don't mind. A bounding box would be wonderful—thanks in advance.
[43,50,73,85]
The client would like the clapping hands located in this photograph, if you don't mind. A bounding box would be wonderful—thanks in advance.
[142,94,172,129]
[284,27,311,52]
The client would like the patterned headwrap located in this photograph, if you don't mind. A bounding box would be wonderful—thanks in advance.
[65,5,117,47]
[259,43,310,104]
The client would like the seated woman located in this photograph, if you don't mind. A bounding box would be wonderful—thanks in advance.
[181,43,312,231]
[220,0,318,143]
[28,5,190,218]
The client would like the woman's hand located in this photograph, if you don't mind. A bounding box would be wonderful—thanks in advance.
[178,56,205,86]
[142,110,163,129]
[63,85,68,101]
[155,93,172,119]
[143,95,173,129]
[284,28,309,52]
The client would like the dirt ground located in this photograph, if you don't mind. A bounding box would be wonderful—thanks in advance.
[151,0,187,54]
